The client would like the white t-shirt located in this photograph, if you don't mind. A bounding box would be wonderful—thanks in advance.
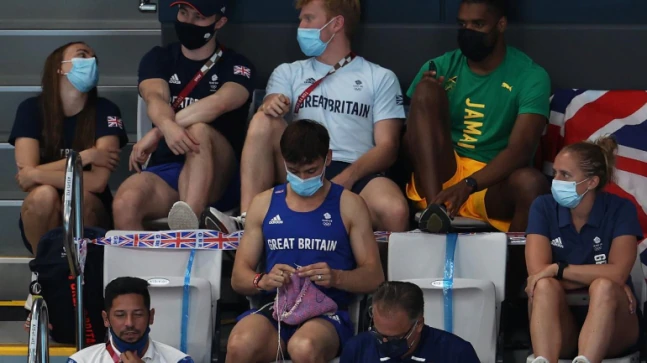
[266,56,405,163]
[67,339,192,363]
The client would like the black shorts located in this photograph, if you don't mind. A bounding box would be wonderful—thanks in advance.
[325,161,383,195]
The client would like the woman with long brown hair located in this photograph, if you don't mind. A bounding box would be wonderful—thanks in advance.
[10,41,128,255]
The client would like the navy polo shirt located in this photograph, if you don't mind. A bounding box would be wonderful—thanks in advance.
[138,42,256,166]
[526,193,643,268]
[340,325,480,363]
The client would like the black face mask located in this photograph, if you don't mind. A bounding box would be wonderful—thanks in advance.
[458,28,497,62]
[175,20,217,50]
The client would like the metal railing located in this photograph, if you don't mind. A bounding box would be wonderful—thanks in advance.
[63,151,85,351]
[27,298,49,363]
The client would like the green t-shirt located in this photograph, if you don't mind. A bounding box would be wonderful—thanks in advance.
[406,46,551,163]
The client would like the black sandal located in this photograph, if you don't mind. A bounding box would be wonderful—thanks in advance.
[417,204,453,233]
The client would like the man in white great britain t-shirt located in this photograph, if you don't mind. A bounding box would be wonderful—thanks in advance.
[204,0,409,234]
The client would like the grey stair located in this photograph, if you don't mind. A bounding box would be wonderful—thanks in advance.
[0,86,138,143]
[0,30,160,87]
[1,0,159,30]
[0,203,28,257]
[0,258,31,300]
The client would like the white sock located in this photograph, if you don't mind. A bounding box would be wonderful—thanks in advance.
[573,356,591,363]
[532,356,550,363]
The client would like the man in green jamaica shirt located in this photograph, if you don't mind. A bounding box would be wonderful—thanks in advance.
[404,0,551,233]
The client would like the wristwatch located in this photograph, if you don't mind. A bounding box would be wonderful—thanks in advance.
[556,261,569,280]
[464,177,478,194]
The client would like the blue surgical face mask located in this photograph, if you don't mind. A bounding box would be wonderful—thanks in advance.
[551,178,590,209]
[296,18,337,57]
[62,57,99,93]
[286,159,327,197]
[109,326,150,357]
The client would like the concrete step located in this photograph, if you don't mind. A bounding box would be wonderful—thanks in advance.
[0,29,160,87]
[0,258,31,301]
[0,321,76,363]
[0,86,138,143]
[1,0,158,30]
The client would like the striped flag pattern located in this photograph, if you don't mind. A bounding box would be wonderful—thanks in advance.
[539,89,647,277]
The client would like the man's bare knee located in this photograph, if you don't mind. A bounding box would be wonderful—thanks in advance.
[186,123,217,149]
[287,335,320,363]
[112,189,144,225]
[226,330,261,362]
[22,185,60,219]
[247,111,285,141]
[366,193,409,231]
[411,78,446,104]
[507,168,549,207]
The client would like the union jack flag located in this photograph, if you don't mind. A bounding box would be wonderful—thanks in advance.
[107,116,123,129]
[539,89,647,274]
[93,230,239,250]
[233,65,251,79]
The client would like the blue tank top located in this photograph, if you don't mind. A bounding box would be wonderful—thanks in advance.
[262,183,356,308]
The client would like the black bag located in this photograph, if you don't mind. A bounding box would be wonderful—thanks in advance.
[28,227,107,345]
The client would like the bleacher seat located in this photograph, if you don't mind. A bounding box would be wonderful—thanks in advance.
[104,230,223,363]
[388,232,508,363]
[450,216,492,229]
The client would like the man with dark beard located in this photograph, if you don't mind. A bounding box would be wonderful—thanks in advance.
[404,0,551,234]
[68,277,193,363]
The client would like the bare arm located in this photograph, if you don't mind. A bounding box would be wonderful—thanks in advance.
[335,119,402,185]
[331,191,385,293]
[471,113,546,190]
[175,82,250,128]
[231,190,273,296]
[14,138,40,169]
[562,235,637,286]
[526,233,586,290]
[31,136,120,193]
[139,79,176,132]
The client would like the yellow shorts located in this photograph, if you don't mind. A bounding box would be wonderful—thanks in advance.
[405,151,511,232]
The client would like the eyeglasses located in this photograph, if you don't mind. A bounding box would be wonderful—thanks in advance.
[369,319,418,343]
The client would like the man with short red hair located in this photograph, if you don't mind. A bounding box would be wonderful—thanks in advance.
[204,0,410,235]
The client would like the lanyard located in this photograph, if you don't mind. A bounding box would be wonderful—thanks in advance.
[293,52,356,114]
[105,343,121,363]
[171,47,223,112]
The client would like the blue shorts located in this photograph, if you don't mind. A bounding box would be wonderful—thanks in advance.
[144,162,240,211]
[237,302,354,357]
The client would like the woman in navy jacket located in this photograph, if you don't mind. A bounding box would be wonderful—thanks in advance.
[525,136,642,363]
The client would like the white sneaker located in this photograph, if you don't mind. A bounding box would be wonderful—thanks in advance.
[200,208,245,234]
[572,356,591,363]
[167,201,199,230]
[531,357,550,363]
